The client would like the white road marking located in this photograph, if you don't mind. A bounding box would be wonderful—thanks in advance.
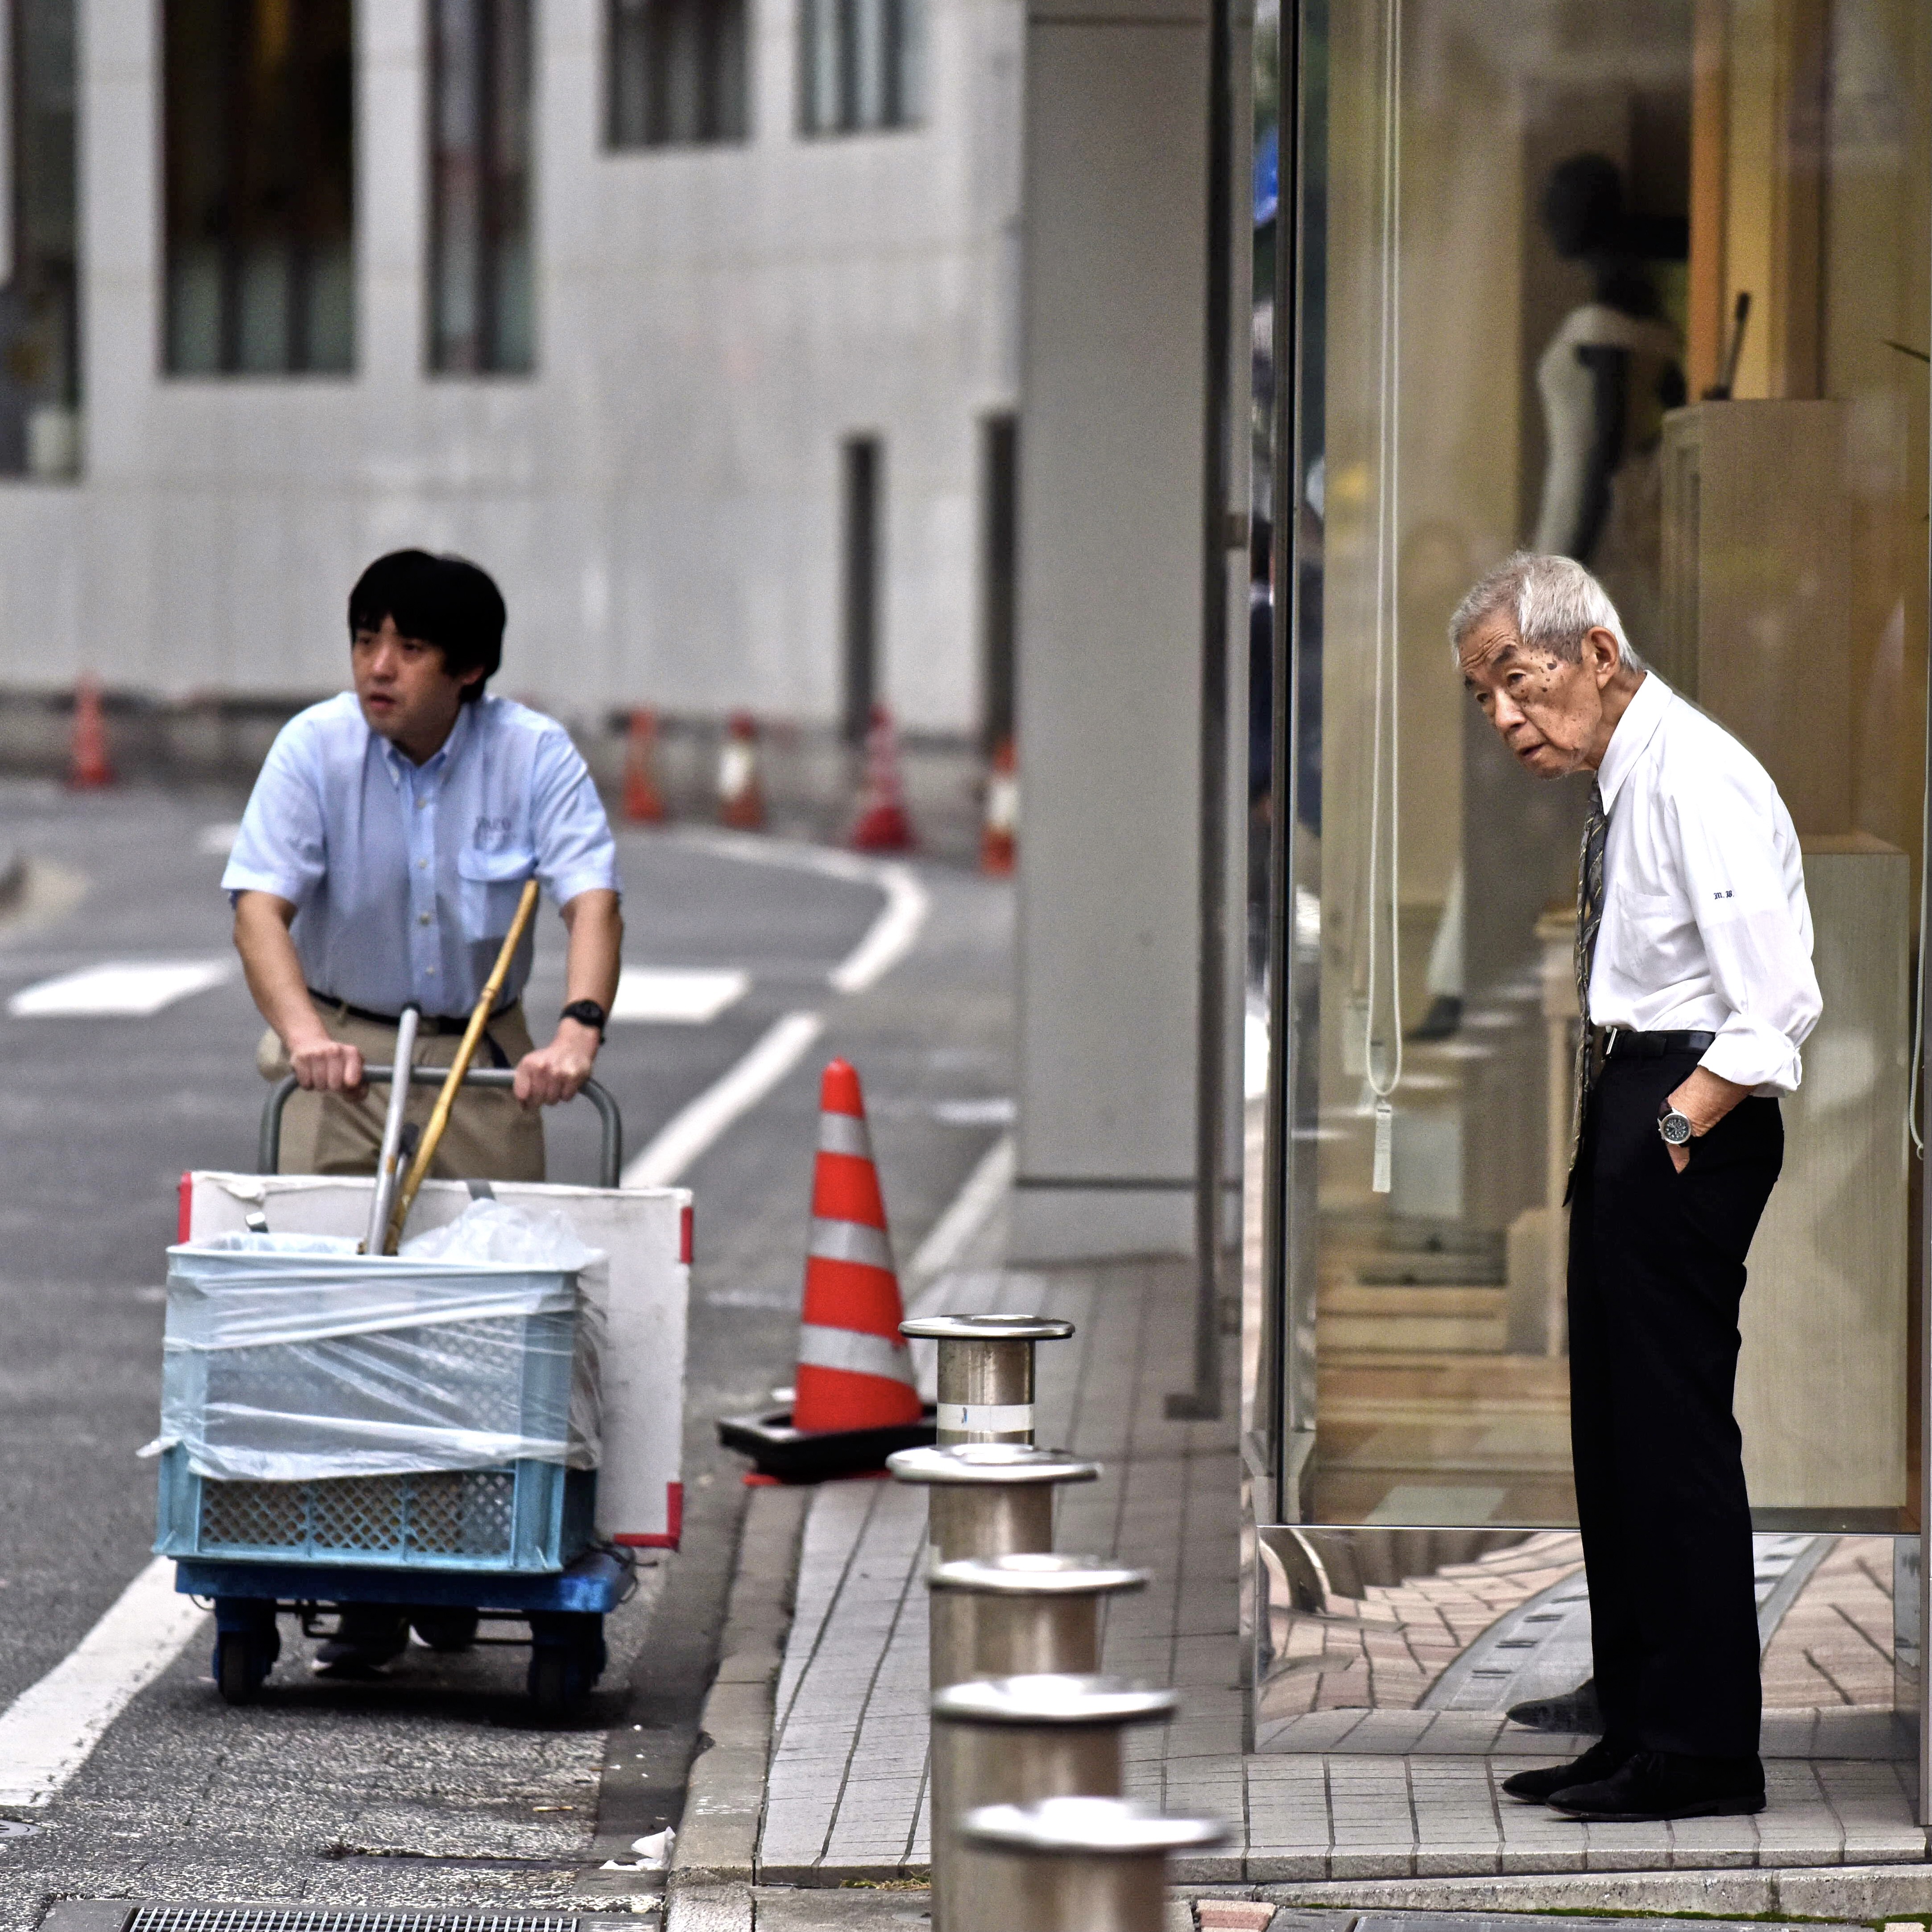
[197,822,240,856]
[610,966,749,1025]
[829,862,929,993]
[932,1096,1016,1127]
[8,959,234,1018]
[658,829,931,994]
[0,1555,209,1808]
[621,1010,825,1187]
[906,1131,1015,1284]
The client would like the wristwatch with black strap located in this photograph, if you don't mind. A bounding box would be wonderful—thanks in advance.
[559,998,608,1040]
[1657,1098,1694,1147]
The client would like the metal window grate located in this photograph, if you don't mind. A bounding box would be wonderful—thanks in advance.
[128,1912,580,1932]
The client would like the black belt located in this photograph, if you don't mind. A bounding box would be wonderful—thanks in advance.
[308,989,517,1034]
[1601,1027,1716,1059]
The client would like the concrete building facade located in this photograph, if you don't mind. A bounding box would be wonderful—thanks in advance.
[0,0,1021,740]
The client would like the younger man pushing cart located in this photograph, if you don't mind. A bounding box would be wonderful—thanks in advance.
[223,548,621,1182]
[219,549,623,1674]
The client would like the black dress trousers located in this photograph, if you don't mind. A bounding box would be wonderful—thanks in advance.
[1568,1044,1783,1758]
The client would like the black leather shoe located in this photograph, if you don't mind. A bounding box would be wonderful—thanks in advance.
[1549,1749,1765,1822]
[1507,1677,1602,1734]
[1500,1736,1632,1804]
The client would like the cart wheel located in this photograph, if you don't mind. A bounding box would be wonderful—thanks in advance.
[214,1631,269,1705]
[411,1606,480,1653]
[526,1614,606,1714]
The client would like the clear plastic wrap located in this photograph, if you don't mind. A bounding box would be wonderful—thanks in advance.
[148,1218,606,1483]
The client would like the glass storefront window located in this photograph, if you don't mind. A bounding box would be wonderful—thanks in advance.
[1252,0,1928,1746]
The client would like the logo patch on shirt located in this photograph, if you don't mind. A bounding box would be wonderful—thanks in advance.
[1713,889,1734,901]
[473,814,514,841]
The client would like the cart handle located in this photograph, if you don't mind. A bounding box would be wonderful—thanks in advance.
[259,1067,624,1189]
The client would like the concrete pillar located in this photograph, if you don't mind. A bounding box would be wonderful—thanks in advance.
[1010,0,1210,1262]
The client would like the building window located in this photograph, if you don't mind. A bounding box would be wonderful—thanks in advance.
[163,0,354,376]
[841,435,881,746]
[430,0,534,374]
[798,0,920,136]
[608,0,748,147]
[0,0,78,475]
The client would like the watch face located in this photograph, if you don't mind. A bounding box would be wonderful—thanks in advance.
[1660,1110,1692,1146]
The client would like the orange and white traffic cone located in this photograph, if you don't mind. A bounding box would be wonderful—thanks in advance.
[792,1058,922,1432]
[718,711,766,830]
[980,736,1017,876]
[622,707,668,824]
[68,674,114,790]
[848,703,916,852]
[716,1058,935,1479]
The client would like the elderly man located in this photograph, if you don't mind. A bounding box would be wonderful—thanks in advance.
[1453,552,1820,1823]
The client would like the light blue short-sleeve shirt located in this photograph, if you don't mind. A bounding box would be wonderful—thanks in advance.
[222,693,620,1019]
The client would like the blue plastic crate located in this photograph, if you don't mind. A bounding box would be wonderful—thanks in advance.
[154,1444,595,1574]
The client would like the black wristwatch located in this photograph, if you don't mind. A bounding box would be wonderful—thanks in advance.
[560,998,608,1039]
[1657,1099,1694,1147]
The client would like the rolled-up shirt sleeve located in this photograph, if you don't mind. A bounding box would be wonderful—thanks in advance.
[530,727,620,908]
[1670,777,1821,1093]
[221,720,328,908]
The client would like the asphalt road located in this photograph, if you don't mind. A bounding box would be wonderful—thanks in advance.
[0,778,1013,1921]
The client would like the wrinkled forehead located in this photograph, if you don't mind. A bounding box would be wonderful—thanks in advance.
[1457,610,1529,678]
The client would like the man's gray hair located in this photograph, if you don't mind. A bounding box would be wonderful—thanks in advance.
[1448,552,1645,671]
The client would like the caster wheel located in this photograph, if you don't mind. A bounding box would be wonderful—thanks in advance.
[214,1630,273,1704]
[411,1606,480,1653]
[527,1645,573,1716]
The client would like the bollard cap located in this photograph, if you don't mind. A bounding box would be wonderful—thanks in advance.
[931,1672,1180,1728]
[901,1313,1075,1343]
[931,1552,1146,1598]
[888,1443,1099,1487]
[960,1796,1229,1855]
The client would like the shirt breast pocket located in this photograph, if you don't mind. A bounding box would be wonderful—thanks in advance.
[457,845,537,940]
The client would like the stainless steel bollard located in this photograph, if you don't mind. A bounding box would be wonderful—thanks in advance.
[925,1556,1146,1931]
[887,1442,1100,1572]
[930,1674,1179,1932]
[960,1795,1229,1932]
[928,1552,1146,1692]
[900,1313,1075,1444]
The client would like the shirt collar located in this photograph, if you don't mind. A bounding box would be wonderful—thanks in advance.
[376,698,475,791]
[1594,670,1671,816]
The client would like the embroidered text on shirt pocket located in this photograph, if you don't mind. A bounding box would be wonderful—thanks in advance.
[457,845,536,884]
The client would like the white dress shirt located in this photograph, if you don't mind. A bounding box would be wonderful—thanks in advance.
[1588,671,1821,1095]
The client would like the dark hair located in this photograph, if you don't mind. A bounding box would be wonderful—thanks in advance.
[1540,152,1625,261]
[347,550,506,702]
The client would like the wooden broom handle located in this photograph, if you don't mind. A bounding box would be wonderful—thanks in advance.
[385,876,541,1253]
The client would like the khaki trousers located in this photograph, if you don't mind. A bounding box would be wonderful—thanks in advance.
[257,1000,546,1181]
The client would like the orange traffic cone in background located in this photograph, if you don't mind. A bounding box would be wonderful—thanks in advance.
[791,1059,923,1431]
[980,736,1018,876]
[68,674,114,790]
[622,707,668,823]
[718,711,766,830]
[848,703,916,852]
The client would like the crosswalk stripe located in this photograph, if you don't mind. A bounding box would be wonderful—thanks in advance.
[0,1556,208,1808]
[609,966,750,1024]
[8,960,234,1018]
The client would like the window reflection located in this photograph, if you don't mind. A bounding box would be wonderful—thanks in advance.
[608,0,749,148]
[1270,0,1928,1533]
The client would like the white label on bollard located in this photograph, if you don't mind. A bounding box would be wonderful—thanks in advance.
[938,1401,1034,1434]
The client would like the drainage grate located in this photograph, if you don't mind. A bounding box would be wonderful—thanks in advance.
[128,1914,580,1932]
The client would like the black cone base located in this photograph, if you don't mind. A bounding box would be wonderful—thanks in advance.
[716,1404,938,1483]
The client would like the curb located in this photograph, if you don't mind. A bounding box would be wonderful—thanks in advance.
[666,1482,811,1927]
[1241,1860,1932,1918]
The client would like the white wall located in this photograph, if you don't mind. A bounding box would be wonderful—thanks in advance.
[0,0,1018,732]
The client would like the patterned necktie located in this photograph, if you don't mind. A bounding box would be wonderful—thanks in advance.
[1571,779,1608,1167]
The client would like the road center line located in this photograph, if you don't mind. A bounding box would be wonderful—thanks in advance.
[621,1010,827,1188]
[0,1555,209,1808]
[657,828,932,994]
